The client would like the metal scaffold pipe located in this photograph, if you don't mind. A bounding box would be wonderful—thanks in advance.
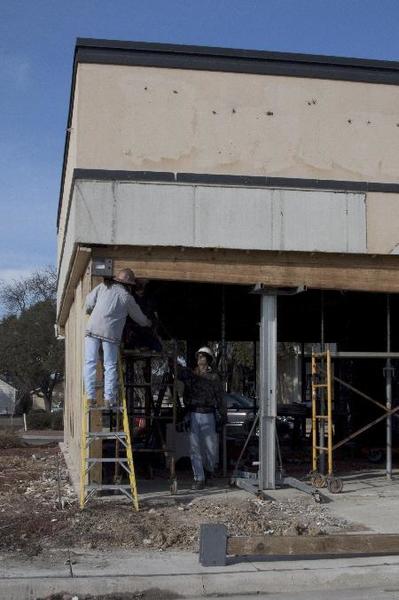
[386,294,393,481]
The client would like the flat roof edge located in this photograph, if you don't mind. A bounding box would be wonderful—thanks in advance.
[75,37,399,73]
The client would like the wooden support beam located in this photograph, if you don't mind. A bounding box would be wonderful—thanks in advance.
[58,245,91,329]
[227,533,399,558]
[92,246,399,293]
[89,275,103,485]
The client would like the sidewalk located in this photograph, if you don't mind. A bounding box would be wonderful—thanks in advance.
[2,548,399,599]
[264,468,399,534]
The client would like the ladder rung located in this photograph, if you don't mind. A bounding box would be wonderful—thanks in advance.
[87,458,128,463]
[128,415,172,420]
[315,415,329,420]
[313,384,328,388]
[133,448,170,453]
[87,431,127,439]
[315,446,328,451]
[86,484,131,490]
[88,406,123,412]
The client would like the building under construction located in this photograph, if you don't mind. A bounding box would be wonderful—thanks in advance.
[56,38,399,503]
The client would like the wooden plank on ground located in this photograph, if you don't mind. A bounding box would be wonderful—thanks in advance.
[227,534,399,557]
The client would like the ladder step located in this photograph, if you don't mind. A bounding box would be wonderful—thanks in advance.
[133,448,170,453]
[87,458,128,463]
[315,445,328,451]
[86,431,127,439]
[88,406,123,412]
[313,384,328,388]
[86,484,132,490]
[315,415,329,419]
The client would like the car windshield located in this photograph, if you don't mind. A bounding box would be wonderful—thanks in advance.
[224,393,254,409]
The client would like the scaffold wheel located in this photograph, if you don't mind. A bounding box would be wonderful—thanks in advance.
[327,476,343,494]
[310,472,327,488]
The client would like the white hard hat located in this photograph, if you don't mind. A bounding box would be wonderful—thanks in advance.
[195,346,214,362]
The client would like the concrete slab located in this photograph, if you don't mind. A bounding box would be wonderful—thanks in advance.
[320,470,399,534]
[2,551,399,600]
[69,549,258,576]
[0,549,70,578]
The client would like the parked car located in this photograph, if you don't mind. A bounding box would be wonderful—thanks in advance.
[224,392,295,442]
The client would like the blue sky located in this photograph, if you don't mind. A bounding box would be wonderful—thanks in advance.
[1,0,399,283]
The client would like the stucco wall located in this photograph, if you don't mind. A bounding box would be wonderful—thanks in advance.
[58,72,80,267]
[367,193,399,254]
[75,63,399,182]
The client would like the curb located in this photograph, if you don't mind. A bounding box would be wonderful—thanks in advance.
[2,559,399,599]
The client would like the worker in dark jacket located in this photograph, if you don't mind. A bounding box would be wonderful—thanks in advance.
[178,347,226,490]
[84,268,152,408]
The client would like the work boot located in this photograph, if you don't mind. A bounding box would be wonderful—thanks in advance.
[204,470,214,487]
[191,480,205,491]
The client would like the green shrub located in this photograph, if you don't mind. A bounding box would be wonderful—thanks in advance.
[51,410,64,430]
[27,410,51,430]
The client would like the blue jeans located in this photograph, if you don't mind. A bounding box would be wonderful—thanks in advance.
[189,412,218,482]
[84,335,119,401]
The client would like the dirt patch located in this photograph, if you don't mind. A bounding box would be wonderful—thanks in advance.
[0,428,24,448]
[0,446,351,556]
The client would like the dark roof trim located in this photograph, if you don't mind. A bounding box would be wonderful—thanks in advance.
[73,168,399,194]
[75,38,399,86]
[57,38,399,230]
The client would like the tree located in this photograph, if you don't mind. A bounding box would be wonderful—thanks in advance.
[0,266,56,315]
[0,268,64,413]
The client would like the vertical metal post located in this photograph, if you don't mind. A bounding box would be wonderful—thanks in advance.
[319,291,326,474]
[221,286,227,392]
[259,294,277,491]
[311,354,317,473]
[386,295,392,481]
[326,349,333,476]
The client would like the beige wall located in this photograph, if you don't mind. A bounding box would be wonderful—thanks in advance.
[75,63,399,182]
[58,73,80,266]
[367,193,399,254]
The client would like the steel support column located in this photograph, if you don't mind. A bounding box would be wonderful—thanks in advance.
[386,294,393,480]
[259,294,277,491]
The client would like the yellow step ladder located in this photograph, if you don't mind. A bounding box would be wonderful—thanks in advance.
[311,349,343,494]
[79,355,139,510]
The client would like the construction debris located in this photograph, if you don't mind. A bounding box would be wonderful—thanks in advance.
[0,446,354,557]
